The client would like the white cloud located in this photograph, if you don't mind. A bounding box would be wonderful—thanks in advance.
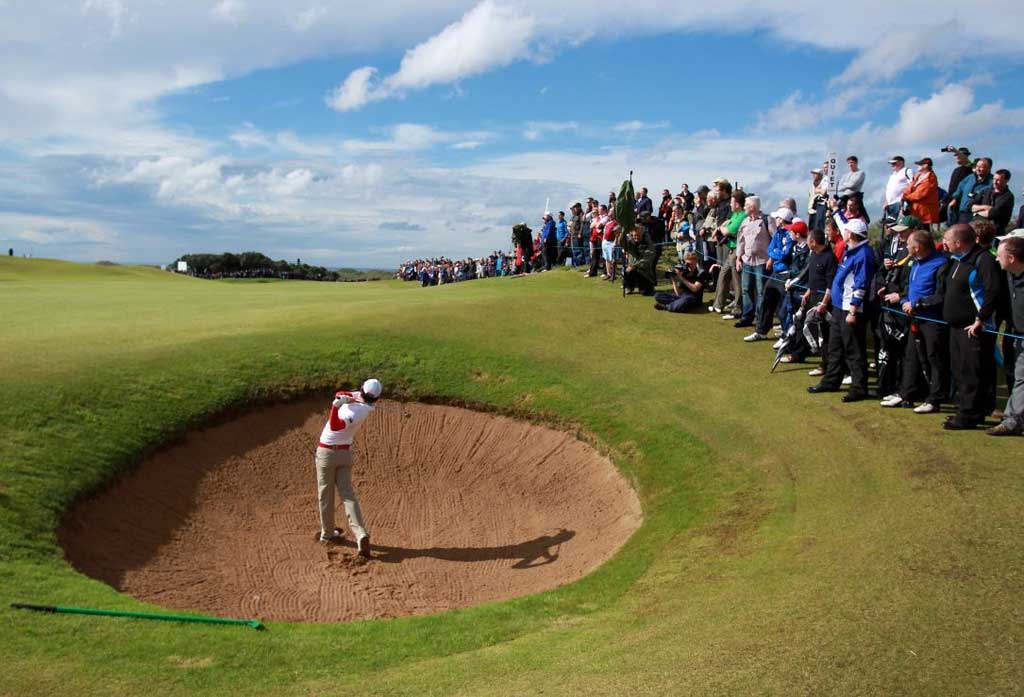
[82,0,127,37]
[292,6,326,31]
[854,83,1024,149]
[275,131,334,157]
[341,123,494,154]
[386,1,535,90]
[211,0,247,24]
[326,66,380,112]
[523,121,578,141]
[230,123,272,149]
[327,0,537,111]
[613,120,670,132]
[1,213,118,247]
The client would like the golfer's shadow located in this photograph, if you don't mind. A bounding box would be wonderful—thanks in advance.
[368,528,576,568]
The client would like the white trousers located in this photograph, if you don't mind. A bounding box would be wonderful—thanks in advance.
[315,447,368,540]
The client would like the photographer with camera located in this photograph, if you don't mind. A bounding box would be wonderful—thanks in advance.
[654,251,711,313]
[942,146,974,217]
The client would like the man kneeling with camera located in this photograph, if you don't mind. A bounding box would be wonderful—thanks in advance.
[654,251,711,313]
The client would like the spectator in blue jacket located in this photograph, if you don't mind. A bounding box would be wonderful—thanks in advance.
[948,157,993,225]
[749,207,797,342]
[541,213,558,271]
[807,217,878,401]
[555,211,570,265]
[880,229,949,413]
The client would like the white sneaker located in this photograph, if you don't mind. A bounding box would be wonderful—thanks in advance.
[722,313,737,321]
[842,375,853,386]
[807,368,824,377]
[744,332,768,342]
[913,402,938,414]
[771,339,784,350]
[880,394,903,407]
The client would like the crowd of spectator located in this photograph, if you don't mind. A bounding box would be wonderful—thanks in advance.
[170,252,371,281]
[396,146,1024,437]
[396,251,517,285]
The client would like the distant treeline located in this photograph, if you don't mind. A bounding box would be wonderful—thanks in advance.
[169,252,390,282]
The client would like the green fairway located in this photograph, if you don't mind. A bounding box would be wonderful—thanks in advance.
[0,256,1020,696]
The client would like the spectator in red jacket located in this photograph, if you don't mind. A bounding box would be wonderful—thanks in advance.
[903,157,940,226]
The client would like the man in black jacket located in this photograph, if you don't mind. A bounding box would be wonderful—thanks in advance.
[789,229,837,371]
[941,224,1003,429]
[973,169,1015,237]
[874,216,915,399]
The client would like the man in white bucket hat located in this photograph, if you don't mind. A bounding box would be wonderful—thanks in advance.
[315,378,382,557]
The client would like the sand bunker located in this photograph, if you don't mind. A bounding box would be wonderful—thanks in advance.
[60,399,641,622]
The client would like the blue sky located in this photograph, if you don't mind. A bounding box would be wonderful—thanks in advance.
[2,1,1024,266]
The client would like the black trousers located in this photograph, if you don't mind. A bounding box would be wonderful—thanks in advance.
[949,328,996,421]
[588,241,603,276]
[543,239,558,270]
[623,269,654,295]
[756,277,786,335]
[900,321,948,405]
[875,314,908,398]
[820,308,869,394]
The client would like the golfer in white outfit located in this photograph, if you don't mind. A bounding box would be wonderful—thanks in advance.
[315,378,381,557]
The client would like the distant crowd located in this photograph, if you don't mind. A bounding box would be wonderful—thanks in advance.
[395,252,517,284]
[397,146,1024,437]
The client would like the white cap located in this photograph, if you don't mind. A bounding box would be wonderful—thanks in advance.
[843,218,869,237]
[997,228,1024,241]
[771,207,794,223]
[361,378,382,399]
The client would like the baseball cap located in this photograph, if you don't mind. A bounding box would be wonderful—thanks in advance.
[890,215,921,233]
[771,207,794,223]
[810,168,823,174]
[696,184,710,194]
[362,378,383,400]
[788,220,809,236]
[843,218,869,238]
[996,228,1024,241]
[888,155,905,164]
[957,147,971,156]
[915,157,933,166]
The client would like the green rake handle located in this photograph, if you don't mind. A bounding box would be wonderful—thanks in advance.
[11,603,263,630]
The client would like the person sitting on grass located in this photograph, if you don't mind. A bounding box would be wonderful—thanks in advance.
[654,251,711,312]
[621,224,657,296]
